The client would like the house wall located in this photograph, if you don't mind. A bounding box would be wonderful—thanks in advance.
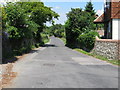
[112,19,120,40]
[93,38,120,60]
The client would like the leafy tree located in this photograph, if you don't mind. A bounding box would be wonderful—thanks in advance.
[65,2,98,50]
[47,24,65,38]
[16,2,59,42]
[65,8,91,47]
[1,7,7,31]
[85,1,95,16]
[2,2,59,58]
[3,2,59,40]
[85,1,96,30]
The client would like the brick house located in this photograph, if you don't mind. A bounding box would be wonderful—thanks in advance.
[94,0,120,40]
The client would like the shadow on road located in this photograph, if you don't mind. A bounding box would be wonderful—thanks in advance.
[2,49,40,64]
[42,44,57,47]
[2,44,57,64]
[2,57,18,64]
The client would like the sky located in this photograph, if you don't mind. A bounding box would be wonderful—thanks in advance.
[0,0,104,26]
[43,1,104,26]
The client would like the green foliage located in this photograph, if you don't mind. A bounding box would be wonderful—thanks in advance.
[54,29,65,38]
[77,31,99,51]
[1,7,7,31]
[6,26,19,39]
[74,48,120,66]
[60,38,66,45]
[47,24,65,38]
[4,2,59,40]
[85,1,95,16]
[85,1,96,29]
[96,24,104,30]
[2,2,59,60]
[65,2,97,49]
[65,8,92,46]
[41,33,49,44]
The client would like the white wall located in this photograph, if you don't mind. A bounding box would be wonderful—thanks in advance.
[112,19,120,40]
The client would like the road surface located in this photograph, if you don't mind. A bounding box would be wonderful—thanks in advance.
[6,36,118,88]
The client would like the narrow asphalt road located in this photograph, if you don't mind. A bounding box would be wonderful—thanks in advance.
[7,36,118,88]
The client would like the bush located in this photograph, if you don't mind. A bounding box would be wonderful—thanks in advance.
[53,29,65,38]
[77,31,99,52]
[41,33,49,44]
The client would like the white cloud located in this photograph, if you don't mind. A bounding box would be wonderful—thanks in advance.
[56,13,67,24]
[46,13,67,26]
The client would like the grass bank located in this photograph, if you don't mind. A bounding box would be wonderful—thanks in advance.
[60,38,66,44]
[43,38,49,44]
[74,48,120,66]
[60,38,120,66]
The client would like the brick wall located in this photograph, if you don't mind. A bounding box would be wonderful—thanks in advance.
[93,38,120,60]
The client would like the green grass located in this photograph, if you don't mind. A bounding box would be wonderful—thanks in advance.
[41,33,50,44]
[74,48,120,66]
[31,45,36,49]
[44,38,49,43]
[60,38,66,44]
[60,38,120,66]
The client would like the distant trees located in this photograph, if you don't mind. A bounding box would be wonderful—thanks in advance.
[65,2,99,51]
[2,2,59,60]
[47,24,65,38]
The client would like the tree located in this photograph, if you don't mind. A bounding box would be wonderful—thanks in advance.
[85,1,96,30]
[16,2,59,42]
[65,8,91,47]
[47,24,65,38]
[3,2,59,40]
[65,2,98,49]
[2,2,59,57]
[85,1,95,16]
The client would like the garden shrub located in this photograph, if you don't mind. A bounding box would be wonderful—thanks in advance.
[77,31,99,52]
[41,33,49,44]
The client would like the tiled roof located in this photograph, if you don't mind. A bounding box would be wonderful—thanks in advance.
[94,13,104,23]
[111,0,120,2]
[111,0,120,18]
[94,0,120,23]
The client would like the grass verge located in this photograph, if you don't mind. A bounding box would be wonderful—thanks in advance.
[44,38,49,44]
[60,38,120,66]
[60,38,66,44]
[74,48,120,66]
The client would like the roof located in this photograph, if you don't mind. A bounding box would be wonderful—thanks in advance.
[94,13,104,23]
[94,0,120,23]
[111,1,120,18]
[111,0,120,2]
